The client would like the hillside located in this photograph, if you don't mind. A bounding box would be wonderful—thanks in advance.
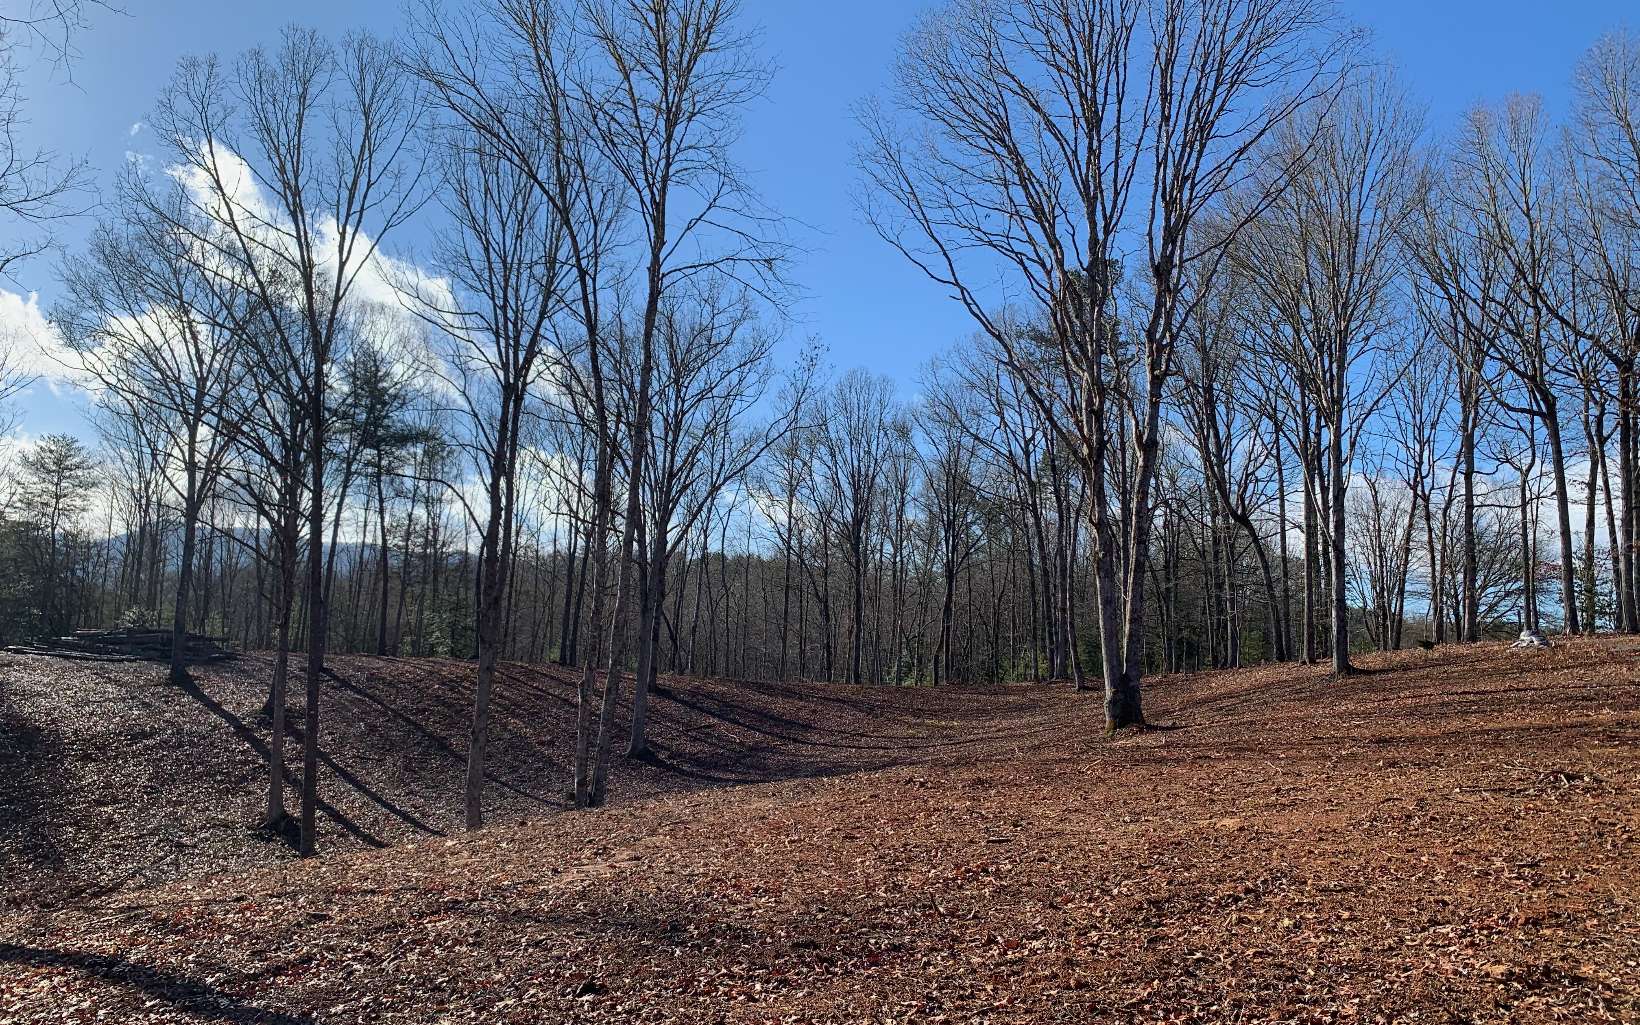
[0,651,1071,909]
[2,639,1638,1022]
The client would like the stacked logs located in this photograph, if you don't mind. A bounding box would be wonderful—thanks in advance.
[4,627,237,663]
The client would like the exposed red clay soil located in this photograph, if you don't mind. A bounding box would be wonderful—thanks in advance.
[3,638,1638,1023]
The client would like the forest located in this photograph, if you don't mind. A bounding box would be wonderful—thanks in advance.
[2,1,1639,1022]
[4,0,1638,835]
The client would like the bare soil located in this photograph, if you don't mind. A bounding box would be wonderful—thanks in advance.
[2,638,1637,1023]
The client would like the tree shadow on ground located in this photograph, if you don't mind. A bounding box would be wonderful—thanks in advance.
[0,943,316,1024]
[326,665,554,810]
[0,695,71,887]
[173,672,398,847]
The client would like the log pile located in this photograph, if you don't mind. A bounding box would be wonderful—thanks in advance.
[4,627,237,664]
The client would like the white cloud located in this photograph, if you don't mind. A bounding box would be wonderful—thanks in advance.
[167,142,284,256]
[0,427,35,463]
[0,288,89,393]
[128,121,144,138]
[165,142,459,392]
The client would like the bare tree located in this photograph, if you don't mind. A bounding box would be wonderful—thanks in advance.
[0,0,111,279]
[149,27,423,854]
[412,0,624,812]
[1404,169,1503,644]
[219,297,311,830]
[1231,72,1424,674]
[1176,266,1289,662]
[57,186,248,684]
[919,368,985,685]
[412,0,782,807]
[813,369,901,684]
[1568,31,1640,631]
[1459,96,1583,635]
[404,123,567,830]
[861,0,1349,723]
[573,0,784,805]
[624,293,796,756]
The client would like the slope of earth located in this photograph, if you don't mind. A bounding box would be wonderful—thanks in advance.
[4,638,1639,1023]
[0,651,1078,909]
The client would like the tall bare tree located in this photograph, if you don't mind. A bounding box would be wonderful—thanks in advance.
[624,294,796,756]
[406,125,567,830]
[861,0,1349,723]
[1568,31,1640,631]
[815,368,902,685]
[1459,96,1583,635]
[57,187,248,684]
[149,26,423,854]
[1404,170,1503,644]
[1231,72,1424,675]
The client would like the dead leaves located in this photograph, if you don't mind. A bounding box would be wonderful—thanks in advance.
[3,638,1640,1022]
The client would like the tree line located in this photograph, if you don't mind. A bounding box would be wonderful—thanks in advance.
[1,0,1639,850]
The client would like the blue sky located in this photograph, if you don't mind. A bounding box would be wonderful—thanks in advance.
[4,0,1634,439]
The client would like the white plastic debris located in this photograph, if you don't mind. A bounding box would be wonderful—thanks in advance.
[1511,629,1551,649]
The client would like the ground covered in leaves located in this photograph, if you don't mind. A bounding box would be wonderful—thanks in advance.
[0,652,1060,907]
[3,639,1638,1022]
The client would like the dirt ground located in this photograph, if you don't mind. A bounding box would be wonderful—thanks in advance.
[2,638,1638,1023]
[0,651,1068,908]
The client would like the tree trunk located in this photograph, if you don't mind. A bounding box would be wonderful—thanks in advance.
[300,402,328,858]
[377,471,391,656]
[465,398,517,830]
[573,440,614,807]
[629,534,666,757]
[264,509,298,830]
[1329,409,1351,677]
[169,490,199,685]
[1541,408,1580,635]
